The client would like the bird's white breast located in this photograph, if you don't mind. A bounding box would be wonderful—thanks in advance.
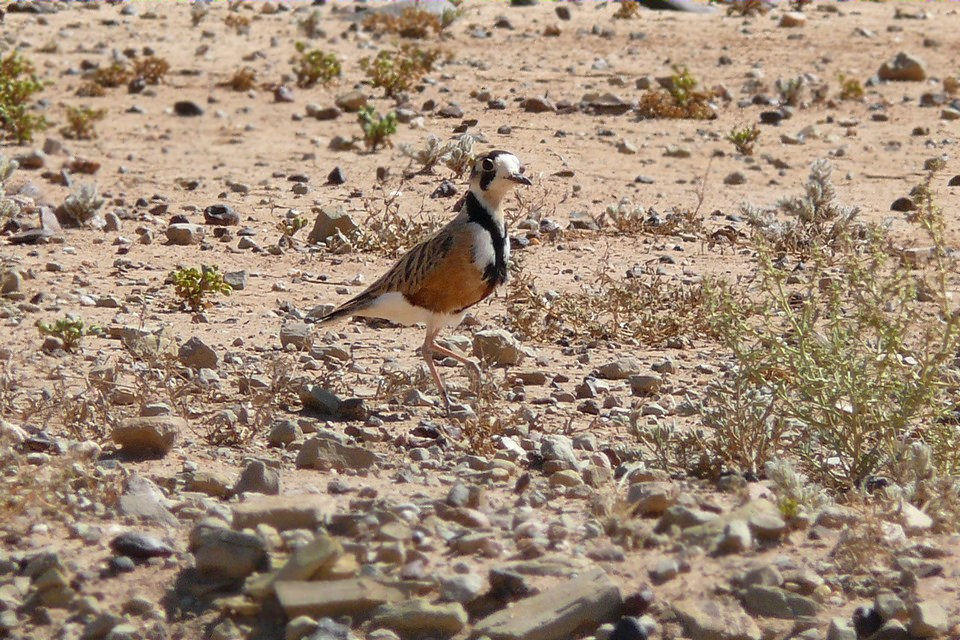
[466,221,498,272]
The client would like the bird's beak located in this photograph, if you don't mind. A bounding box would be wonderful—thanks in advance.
[509,173,532,185]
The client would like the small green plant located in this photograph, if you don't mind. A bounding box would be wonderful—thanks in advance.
[726,124,760,155]
[636,65,716,120]
[613,0,642,19]
[360,44,441,98]
[59,183,105,226]
[277,215,309,238]
[358,106,397,151]
[61,105,106,140]
[293,43,341,88]
[0,52,48,143]
[36,316,102,352]
[838,74,864,101]
[171,266,232,312]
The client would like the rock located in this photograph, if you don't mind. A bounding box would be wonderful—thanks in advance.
[269,420,301,447]
[895,500,933,535]
[280,322,313,351]
[541,434,581,471]
[724,171,747,185]
[649,557,679,584]
[203,204,239,226]
[815,505,859,529]
[179,336,218,369]
[473,568,621,640]
[870,620,910,640]
[307,206,359,244]
[638,0,715,12]
[233,460,280,496]
[274,85,295,103]
[224,270,248,290]
[232,495,331,531]
[583,92,632,116]
[275,578,404,618]
[626,482,676,516]
[656,505,718,532]
[942,108,960,121]
[878,52,927,82]
[296,436,378,471]
[555,5,571,19]
[173,100,204,116]
[610,616,657,640]
[597,357,642,380]
[629,374,662,396]
[190,521,268,579]
[118,474,178,526]
[327,166,346,185]
[891,197,916,212]
[275,534,343,583]
[369,599,468,637]
[185,470,232,498]
[740,585,820,619]
[305,104,341,120]
[15,149,46,169]
[335,91,367,112]
[825,618,857,640]
[908,602,948,637]
[112,416,183,457]
[672,598,761,640]
[717,520,752,554]
[473,329,526,366]
[109,532,174,561]
[439,574,485,603]
[681,500,780,547]
[521,97,556,113]
[569,210,600,230]
[1,270,23,295]
[748,513,786,540]
[165,223,205,245]
[779,11,806,27]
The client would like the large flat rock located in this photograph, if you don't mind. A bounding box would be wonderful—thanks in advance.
[231,495,334,531]
[472,567,621,640]
[274,578,405,619]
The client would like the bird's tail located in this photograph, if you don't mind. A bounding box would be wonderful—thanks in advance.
[316,295,371,326]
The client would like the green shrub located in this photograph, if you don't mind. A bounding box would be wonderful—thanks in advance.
[360,44,440,98]
[636,65,716,120]
[171,266,232,312]
[358,106,397,151]
[293,43,341,88]
[838,74,864,101]
[61,105,106,140]
[725,124,760,155]
[37,316,102,352]
[0,52,47,143]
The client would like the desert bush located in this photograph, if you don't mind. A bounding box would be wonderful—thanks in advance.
[132,56,170,84]
[636,65,716,120]
[358,106,397,151]
[400,133,476,176]
[363,6,458,38]
[190,1,209,27]
[704,161,960,489]
[226,66,257,91]
[277,214,308,238]
[726,0,770,16]
[945,76,959,96]
[75,81,106,98]
[61,105,106,140]
[0,155,21,221]
[725,124,760,155]
[775,75,805,107]
[91,62,131,88]
[613,0,642,19]
[224,13,251,35]
[0,51,48,143]
[743,159,868,258]
[838,74,864,101]
[36,316,102,352]
[293,43,341,88]
[171,265,232,312]
[299,9,324,38]
[60,183,105,225]
[355,182,443,256]
[360,44,441,98]
[506,257,713,346]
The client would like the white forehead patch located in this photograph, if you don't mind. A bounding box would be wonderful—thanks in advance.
[494,154,521,176]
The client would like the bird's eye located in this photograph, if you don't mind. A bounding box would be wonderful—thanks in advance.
[481,158,495,172]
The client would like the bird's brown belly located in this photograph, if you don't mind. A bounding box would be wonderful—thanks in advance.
[404,262,496,315]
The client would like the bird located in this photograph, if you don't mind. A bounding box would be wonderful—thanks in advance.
[317,150,531,413]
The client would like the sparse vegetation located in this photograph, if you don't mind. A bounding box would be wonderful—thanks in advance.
[59,183,105,225]
[613,0,642,19]
[293,43,341,88]
[61,105,106,140]
[362,6,458,38]
[360,44,441,98]
[725,124,760,155]
[298,9,325,39]
[0,155,21,221]
[726,0,770,16]
[775,75,805,106]
[170,265,232,312]
[277,214,308,238]
[400,133,477,176]
[224,13,251,35]
[226,66,257,91]
[36,316,102,352]
[358,106,397,151]
[75,81,106,98]
[0,51,48,143]
[132,56,170,85]
[838,73,864,100]
[636,65,716,120]
[91,62,131,88]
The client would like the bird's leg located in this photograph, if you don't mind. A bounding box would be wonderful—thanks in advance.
[422,330,452,416]
[428,342,483,391]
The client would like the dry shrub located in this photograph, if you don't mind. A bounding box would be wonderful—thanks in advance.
[613,0,642,19]
[224,13,251,35]
[354,180,443,256]
[133,56,170,84]
[75,81,106,97]
[726,0,770,16]
[226,66,257,91]
[636,66,717,120]
[506,257,714,347]
[602,203,704,237]
[91,62,131,88]
[362,6,458,38]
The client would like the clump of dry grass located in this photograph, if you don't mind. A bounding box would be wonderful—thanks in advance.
[602,202,704,237]
[226,66,257,91]
[726,0,771,16]
[133,56,170,85]
[354,180,444,256]
[61,105,106,140]
[506,256,715,347]
[224,13,251,35]
[613,0,642,19]
[362,6,459,39]
[636,65,717,120]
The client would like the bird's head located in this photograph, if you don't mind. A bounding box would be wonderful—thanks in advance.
[469,150,531,206]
